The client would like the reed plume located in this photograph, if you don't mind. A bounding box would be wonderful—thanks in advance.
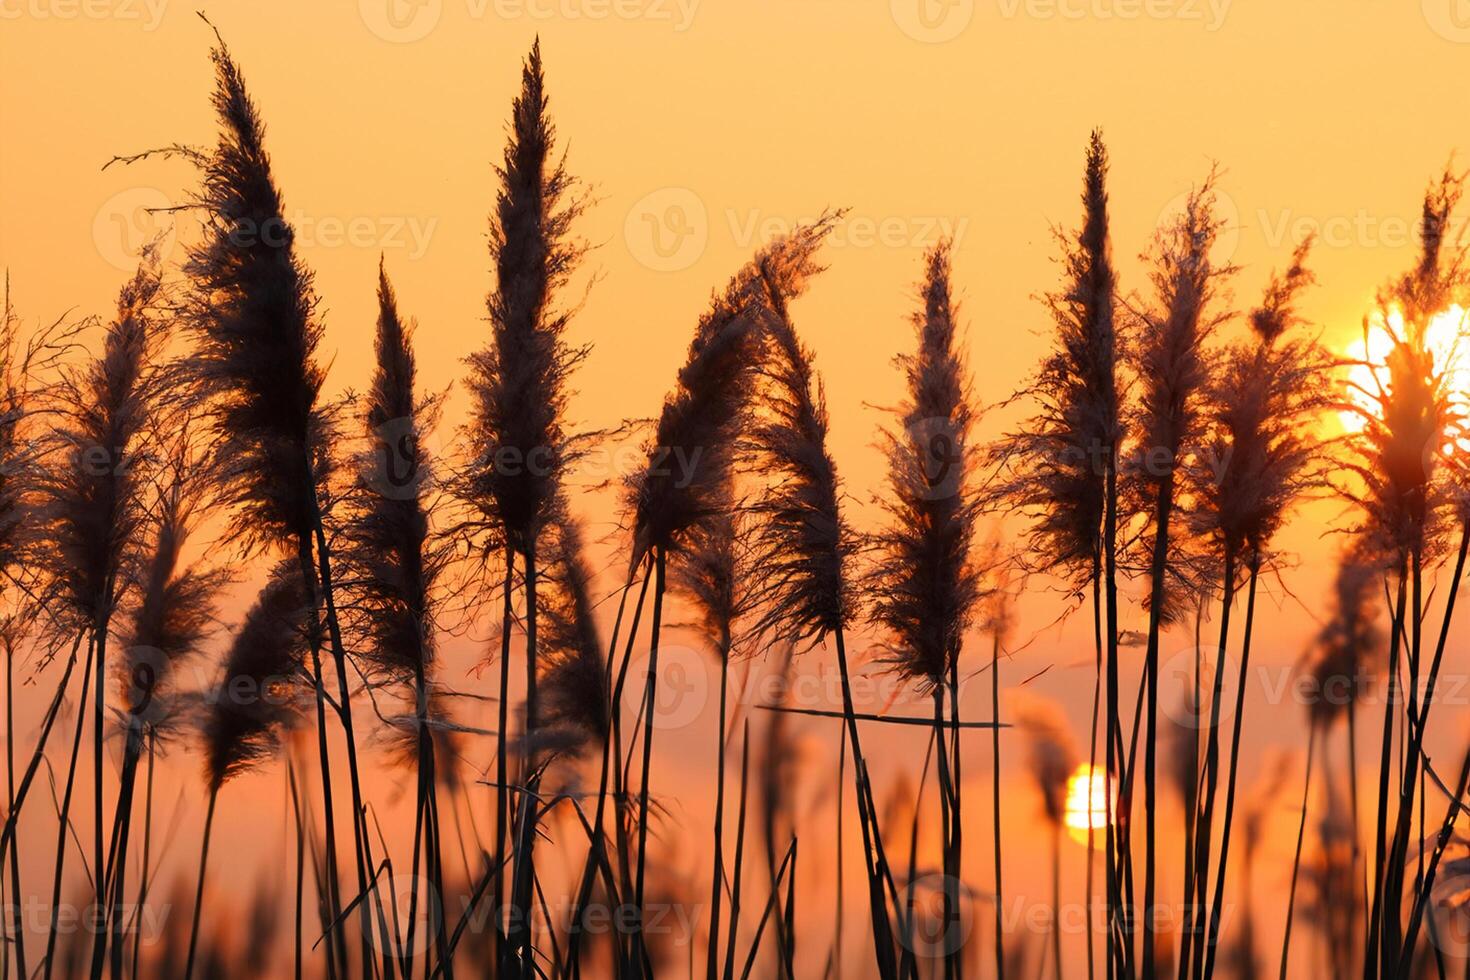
[0,279,60,980]
[621,217,836,970]
[104,465,225,979]
[452,43,586,970]
[1340,171,1469,976]
[538,512,610,759]
[867,239,980,979]
[868,239,981,690]
[989,131,1123,980]
[189,562,311,980]
[0,280,50,620]
[181,35,384,972]
[459,38,585,563]
[1307,555,1380,729]
[1122,175,1232,976]
[343,261,455,974]
[741,211,903,977]
[1019,698,1080,980]
[32,251,165,980]
[35,253,162,633]
[203,564,310,790]
[1188,238,1327,979]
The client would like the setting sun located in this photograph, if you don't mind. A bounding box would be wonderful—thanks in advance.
[1340,304,1470,455]
[1064,763,1112,844]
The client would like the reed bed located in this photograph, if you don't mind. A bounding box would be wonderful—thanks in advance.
[3,32,1470,980]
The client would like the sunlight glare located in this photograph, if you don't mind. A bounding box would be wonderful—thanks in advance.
[1340,305,1470,458]
[1063,763,1112,844]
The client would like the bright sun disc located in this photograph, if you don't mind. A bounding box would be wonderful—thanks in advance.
[1063,763,1111,844]
[1340,305,1470,458]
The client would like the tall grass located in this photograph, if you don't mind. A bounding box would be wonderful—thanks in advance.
[1185,237,1327,980]
[624,218,832,974]
[342,262,454,976]
[1339,171,1468,978]
[989,131,1122,980]
[1122,176,1232,979]
[30,251,164,980]
[17,42,1470,979]
[868,239,981,980]
[453,41,586,974]
[743,213,904,978]
[190,562,311,980]
[102,464,224,980]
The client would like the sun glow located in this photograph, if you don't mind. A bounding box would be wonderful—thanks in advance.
[1063,763,1112,844]
[1340,305,1470,458]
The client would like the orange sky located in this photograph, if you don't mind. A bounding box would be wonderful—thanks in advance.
[5,1,1470,975]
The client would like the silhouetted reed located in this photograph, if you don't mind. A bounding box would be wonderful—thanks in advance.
[1019,698,1080,980]
[1122,175,1232,977]
[1187,238,1328,980]
[451,42,587,971]
[342,261,455,976]
[538,512,610,760]
[867,239,980,980]
[189,562,311,980]
[622,216,835,972]
[31,252,166,980]
[989,132,1123,980]
[105,467,225,979]
[741,212,903,977]
[1339,171,1469,976]
[0,279,63,980]
[180,33,382,972]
